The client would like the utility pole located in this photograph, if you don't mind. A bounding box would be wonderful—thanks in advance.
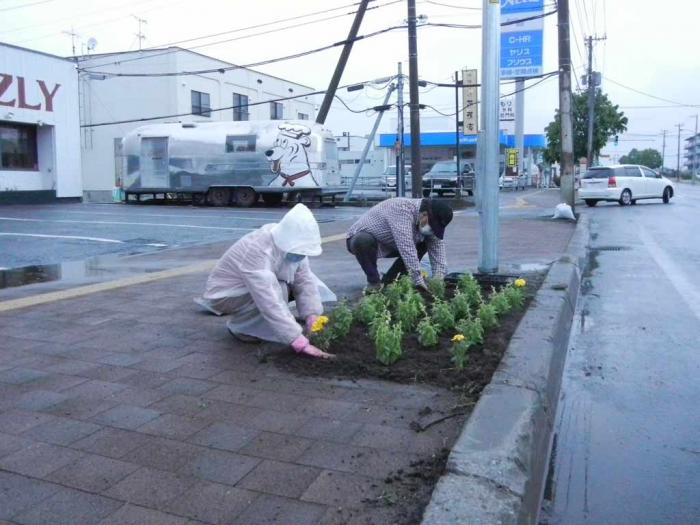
[133,16,147,50]
[558,0,575,210]
[515,78,524,178]
[407,0,423,197]
[344,85,397,201]
[676,123,682,182]
[477,0,500,274]
[316,0,370,125]
[585,35,606,167]
[397,62,406,197]
[455,70,462,195]
[661,129,666,174]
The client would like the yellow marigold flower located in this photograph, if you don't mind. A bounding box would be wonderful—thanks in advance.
[311,315,329,333]
[421,270,429,278]
[514,278,527,288]
[452,334,465,343]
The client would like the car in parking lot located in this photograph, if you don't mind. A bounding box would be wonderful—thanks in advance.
[422,161,474,197]
[578,164,675,207]
[382,165,412,192]
[499,172,526,190]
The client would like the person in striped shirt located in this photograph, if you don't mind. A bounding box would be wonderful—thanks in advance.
[346,197,453,289]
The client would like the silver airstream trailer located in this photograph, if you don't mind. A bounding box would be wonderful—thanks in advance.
[121,120,341,206]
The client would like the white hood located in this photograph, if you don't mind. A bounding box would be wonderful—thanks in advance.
[270,203,322,256]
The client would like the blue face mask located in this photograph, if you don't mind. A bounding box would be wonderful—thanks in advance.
[285,253,306,263]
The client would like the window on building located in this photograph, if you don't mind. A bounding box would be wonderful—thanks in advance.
[0,122,38,171]
[225,135,256,153]
[297,112,309,120]
[233,93,249,121]
[270,102,284,120]
[191,90,211,117]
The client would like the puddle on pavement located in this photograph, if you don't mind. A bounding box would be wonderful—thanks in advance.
[0,257,165,290]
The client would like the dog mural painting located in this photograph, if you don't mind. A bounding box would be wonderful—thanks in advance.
[121,120,341,206]
[265,123,320,188]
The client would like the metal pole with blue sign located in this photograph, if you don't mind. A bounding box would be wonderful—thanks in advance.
[501,0,544,182]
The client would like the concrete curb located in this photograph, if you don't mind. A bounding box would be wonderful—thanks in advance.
[422,214,591,525]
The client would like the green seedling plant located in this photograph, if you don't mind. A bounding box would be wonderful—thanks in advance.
[450,291,471,322]
[355,292,387,326]
[457,273,483,308]
[426,276,446,300]
[431,299,455,333]
[397,292,423,332]
[450,334,471,370]
[417,317,439,347]
[329,300,353,339]
[478,303,499,331]
[504,285,525,310]
[489,287,512,316]
[374,312,403,365]
[456,316,484,346]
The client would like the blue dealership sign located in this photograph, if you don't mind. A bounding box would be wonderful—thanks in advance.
[500,0,544,79]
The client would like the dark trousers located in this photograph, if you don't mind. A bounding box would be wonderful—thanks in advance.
[347,232,427,285]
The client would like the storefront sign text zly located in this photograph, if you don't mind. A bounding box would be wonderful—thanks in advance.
[0,74,61,112]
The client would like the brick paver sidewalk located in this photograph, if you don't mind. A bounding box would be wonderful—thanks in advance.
[0,204,574,525]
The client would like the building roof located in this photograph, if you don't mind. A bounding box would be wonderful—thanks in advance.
[73,46,315,91]
[0,41,75,63]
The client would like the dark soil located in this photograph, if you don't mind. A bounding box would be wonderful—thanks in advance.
[275,274,544,402]
[271,273,544,525]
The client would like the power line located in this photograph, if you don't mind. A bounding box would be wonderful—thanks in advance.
[80,25,406,78]
[0,0,56,12]
[426,8,557,29]
[422,0,480,10]
[81,77,394,128]
[422,71,559,117]
[605,77,700,108]
[79,0,394,71]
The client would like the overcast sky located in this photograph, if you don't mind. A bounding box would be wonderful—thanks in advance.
[2,0,699,167]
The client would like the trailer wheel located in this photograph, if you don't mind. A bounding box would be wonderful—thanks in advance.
[192,193,207,206]
[235,187,257,207]
[261,193,284,206]
[207,188,231,207]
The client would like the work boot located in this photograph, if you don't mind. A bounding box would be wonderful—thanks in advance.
[226,322,262,344]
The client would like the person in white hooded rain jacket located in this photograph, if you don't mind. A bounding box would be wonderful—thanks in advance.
[194,204,334,359]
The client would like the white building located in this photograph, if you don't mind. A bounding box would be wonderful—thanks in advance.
[335,132,384,183]
[0,43,82,203]
[76,47,318,202]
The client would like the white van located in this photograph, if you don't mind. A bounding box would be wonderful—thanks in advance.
[121,120,341,206]
[578,164,675,207]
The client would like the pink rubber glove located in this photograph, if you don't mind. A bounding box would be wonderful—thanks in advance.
[305,315,319,333]
[291,335,334,359]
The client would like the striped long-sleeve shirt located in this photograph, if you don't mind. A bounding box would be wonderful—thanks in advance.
[346,198,447,286]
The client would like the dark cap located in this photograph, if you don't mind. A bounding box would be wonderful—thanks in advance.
[420,199,453,240]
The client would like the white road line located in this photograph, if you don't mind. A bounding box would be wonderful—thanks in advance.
[0,217,251,231]
[55,210,282,221]
[0,232,124,244]
[639,227,700,321]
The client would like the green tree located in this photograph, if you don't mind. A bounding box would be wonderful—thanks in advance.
[543,91,628,164]
[619,148,663,169]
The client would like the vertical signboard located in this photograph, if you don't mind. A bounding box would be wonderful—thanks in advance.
[462,68,478,134]
[500,0,544,79]
[499,96,515,121]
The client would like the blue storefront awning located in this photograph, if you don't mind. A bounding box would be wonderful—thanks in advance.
[378,131,546,149]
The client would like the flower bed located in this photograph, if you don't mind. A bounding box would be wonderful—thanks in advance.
[276,273,540,401]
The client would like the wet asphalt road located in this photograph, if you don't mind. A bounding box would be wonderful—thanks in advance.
[542,184,700,524]
[0,188,547,271]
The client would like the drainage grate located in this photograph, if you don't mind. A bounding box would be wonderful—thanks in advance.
[594,246,632,252]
